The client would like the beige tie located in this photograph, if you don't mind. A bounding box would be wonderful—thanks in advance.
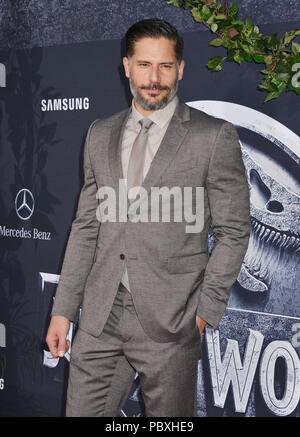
[121,118,153,292]
[127,118,154,202]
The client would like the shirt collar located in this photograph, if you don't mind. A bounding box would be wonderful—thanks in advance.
[130,95,179,129]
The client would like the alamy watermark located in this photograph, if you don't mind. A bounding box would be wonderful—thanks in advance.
[0,322,5,390]
[291,63,300,88]
[96,179,204,233]
[0,323,5,348]
[0,63,6,88]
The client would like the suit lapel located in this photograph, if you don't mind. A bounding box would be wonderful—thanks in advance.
[108,99,191,195]
[108,108,130,187]
[142,100,190,193]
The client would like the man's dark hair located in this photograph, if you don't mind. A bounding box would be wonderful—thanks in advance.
[125,18,184,62]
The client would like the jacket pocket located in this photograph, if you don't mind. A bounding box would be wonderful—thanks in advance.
[167,252,208,274]
[164,162,199,176]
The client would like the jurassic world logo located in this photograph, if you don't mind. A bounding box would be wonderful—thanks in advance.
[187,100,300,417]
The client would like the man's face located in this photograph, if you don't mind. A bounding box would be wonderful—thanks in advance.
[123,37,185,115]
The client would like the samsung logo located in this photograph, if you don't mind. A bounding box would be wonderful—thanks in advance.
[41,97,90,111]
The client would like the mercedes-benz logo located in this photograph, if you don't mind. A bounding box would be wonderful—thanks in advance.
[15,188,35,220]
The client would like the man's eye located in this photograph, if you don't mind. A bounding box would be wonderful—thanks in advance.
[139,63,148,67]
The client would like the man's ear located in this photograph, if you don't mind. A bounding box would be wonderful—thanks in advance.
[178,60,185,81]
[123,57,130,79]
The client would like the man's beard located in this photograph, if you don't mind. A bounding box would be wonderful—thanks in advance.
[129,77,178,111]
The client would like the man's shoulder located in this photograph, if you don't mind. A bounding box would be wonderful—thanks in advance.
[185,102,226,131]
[88,107,129,132]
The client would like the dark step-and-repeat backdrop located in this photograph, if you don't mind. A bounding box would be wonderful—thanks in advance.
[0,1,299,417]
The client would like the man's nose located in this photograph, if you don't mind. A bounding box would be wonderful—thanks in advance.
[149,65,160,83]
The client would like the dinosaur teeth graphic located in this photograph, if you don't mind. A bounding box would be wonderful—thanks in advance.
[251,217,300,250]
[240,213,300,293]
[236,144,300,294]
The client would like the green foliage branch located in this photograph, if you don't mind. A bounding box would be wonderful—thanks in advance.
[167,0,300,101]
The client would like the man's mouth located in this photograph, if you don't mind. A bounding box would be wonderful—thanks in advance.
[147,88,162,95]
[141,85,168,96]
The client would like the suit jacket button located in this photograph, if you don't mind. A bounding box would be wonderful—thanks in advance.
[120,254,125,260]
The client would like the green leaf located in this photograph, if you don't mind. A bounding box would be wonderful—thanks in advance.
[206,13,215,24]
[166,0,181,5]
[211,23,218,32]
[271,77,286,93]
[201,4,213,20]
[288,54,300,65]
[277,73,290,82]
[202,5,210,15]
[209,38,225,47]
[215,13,227,20]
[226,48,235,61]
[245,17,252,27]
[191,7,203,22]
[253,53,265,63]
[266,33,279,50]
[240,43,250,54]
[183,0,194,9]
[229,2,239,18]
[283,29,300,46]
[292,41,300,55]
[240,43,252,61]
[258,80,270,90]
[207,56,223,71]
[275,61,290,74]
[264,90,281,102]
[254,39,265,51]
[264,55,273,65]
[233,51,244,64]
[231,19,244,27]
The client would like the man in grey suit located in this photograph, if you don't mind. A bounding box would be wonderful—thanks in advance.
[46,18,251,417]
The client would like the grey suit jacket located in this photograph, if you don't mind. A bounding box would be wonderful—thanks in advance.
[51,99,251,343]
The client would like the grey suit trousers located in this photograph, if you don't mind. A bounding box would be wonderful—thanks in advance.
[66,282,201,417]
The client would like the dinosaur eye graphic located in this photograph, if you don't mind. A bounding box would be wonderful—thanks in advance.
[249,169,272,210]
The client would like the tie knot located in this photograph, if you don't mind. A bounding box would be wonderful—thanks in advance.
[139,118,153,131]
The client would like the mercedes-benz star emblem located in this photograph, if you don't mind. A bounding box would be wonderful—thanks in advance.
[15,188,35,220]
